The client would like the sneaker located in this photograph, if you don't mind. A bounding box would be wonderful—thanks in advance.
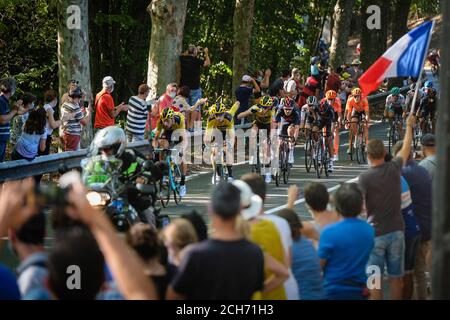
[211,174,220,184]
[288,152,294,164]
[333,155,339,161]
[179,185,186,197]
[265,173,272,183]
[227,176,234,182]
[328,161,334,173]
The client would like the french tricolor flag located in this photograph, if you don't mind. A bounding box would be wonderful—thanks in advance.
[359,20,434,96]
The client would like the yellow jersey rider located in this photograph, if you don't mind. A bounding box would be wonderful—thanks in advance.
[205,101,240,182]
[153,108,188,197]
[237,96,276,183]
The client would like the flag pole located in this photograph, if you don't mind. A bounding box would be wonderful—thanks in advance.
[410,20,435,115]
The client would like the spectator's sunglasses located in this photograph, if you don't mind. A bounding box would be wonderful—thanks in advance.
[69,79,79,85]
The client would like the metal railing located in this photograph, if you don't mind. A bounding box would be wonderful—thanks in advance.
[0,88,407,182]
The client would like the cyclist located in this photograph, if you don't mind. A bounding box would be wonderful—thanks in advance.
[321,90,342,161]
[274,97,300,167]
[384,87,407,138]
[416,81,437,134]
[427,49,440,73]
[405,82,423,114]
[237,96,276,183]
[153,108,188,197]
[345,87,369,154]
[204,101,240,183]
[308,97,336,173]
[300,95,319,134]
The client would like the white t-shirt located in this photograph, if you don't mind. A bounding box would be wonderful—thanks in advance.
[284,79,297,94]
[263,214,300,300]
[43,103,55,136]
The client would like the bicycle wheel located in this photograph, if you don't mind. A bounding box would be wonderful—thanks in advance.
[159,178,170,208]
[349,131,355,161]
[356,133,363,164]
[283,145,291,184]
[304,136,313,173]
[315,140,322,179]
[171,162,182,205]
[278,145,285,185]
[323,138,330,178]
[388,125,396,155]
[413,125,420,150]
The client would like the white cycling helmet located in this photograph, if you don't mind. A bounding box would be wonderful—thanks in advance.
[88,126,127,157]
[306,96,318,105]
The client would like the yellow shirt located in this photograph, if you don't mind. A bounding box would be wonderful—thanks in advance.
[250,219,287,300]
[206,102,240,131]
[252,106,275,125]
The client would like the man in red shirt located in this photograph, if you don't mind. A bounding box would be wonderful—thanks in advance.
[94,76,128,131]
[325,66,341,93]
[149,83,178,130]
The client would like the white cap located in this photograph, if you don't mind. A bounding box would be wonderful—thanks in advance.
[242,75,252,82]
[232,180,263,220]
[102,76,116,85]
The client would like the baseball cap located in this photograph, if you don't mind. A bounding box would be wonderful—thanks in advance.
[421,134,436,147]
[102,76,116,85]
[232,180,263,220]
[242,75,252,82]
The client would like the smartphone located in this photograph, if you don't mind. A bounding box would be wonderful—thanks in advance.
[83,101,89,108]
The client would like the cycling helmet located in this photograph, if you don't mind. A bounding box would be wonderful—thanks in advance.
[310,56,320,64]
[390,87,400,96]
[352,87,362,96]
[209,103,226,115]
[161,108,174,120]
[280,97,294,109]
[259,96,274,108]
[325,90,337,100]
[68,85,83,99]
[88,126,127,157]
[306,96,318,105]
[424,81,433,88]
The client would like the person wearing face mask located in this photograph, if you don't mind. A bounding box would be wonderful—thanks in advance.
[94,76,129,132]
[149,83,178,130]
[10,92,37,150]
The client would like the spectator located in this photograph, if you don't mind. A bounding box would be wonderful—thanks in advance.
[181,210,208,241]
[0,77,27,162]
[235,75,260,125]
[298,74,320,107]
[310,56,321,77]
[254,69,271,97]
[231,180,289,300]
[10,92,37,148]
[348,59,363,86]
[240,173,299,300]
[60,79,80,106]
[299,182,340,243]
[162,218,198,267]
[419,134,436,180]
[269,70,290,98]
[284,68,302,100]
[325,66,342,93]
[128,223,172,300]
[172,85,207,131]
[61,86,92,151]
[167,182,265,300]
[358,115,415,300]
[9,212,49,298]
[41,90,72,156]
[150,82,178,130]
[125,84,150,142]
[319,183,374,300]
[178,44,210,106]
[393,140,433,300]
[11,108,47,163]
[94,76,128,132]
[277,208,324,300]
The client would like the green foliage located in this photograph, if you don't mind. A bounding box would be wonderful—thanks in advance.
[0,0,58,102]
[411,0,441,16]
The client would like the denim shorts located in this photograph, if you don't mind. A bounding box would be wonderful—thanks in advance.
[367,231,405,278]
[189,88,202,111]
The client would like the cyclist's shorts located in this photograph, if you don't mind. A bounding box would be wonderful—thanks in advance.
[160,129,174,143]
[210,130,227,143]
[253,121,271,136]
[387,106,404,116]
[279,123,295,136]
[314,119,332,138]
[420,108,435,119]
[351,110,366,120]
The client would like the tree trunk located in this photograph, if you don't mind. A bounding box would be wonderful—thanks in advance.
[57,0,93,147]
[391,0,412,43]
[232,0,255,97]
[329,0,356,69]
[147,0,189,97]
[360,0,390,72]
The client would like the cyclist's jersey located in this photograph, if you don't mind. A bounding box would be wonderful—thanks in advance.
[418,92,437,115]
[428,53,439,65]
[275,108,300,126]
[346,96,369,114]
[252,105,276,125]
[156,112,185,132]
[320,98,342,114]
[313,104,335,123]
[206,102,239,131]
[386,94,406,113]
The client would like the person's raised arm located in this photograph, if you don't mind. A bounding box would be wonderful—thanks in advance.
[252,78,260,94]
[397,114,415,165]
[261,69,271,89]
[203,48,211,67]
[286,185,299,209]
[67,179,158,300]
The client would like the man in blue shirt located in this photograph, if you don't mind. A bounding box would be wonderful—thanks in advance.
[234,75,260,125]
[318,183,375,300]
[0,78,26,162]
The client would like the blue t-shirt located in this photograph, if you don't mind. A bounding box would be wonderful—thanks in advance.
[311,64,320,76]
[0,263,21,300]
[15,130,47,159]
[235,86,254,114]
[318,218,374,295]
[292,237,324,300]
[402,160,432,241]
[400,176,420,240]
[0,95,11,142]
